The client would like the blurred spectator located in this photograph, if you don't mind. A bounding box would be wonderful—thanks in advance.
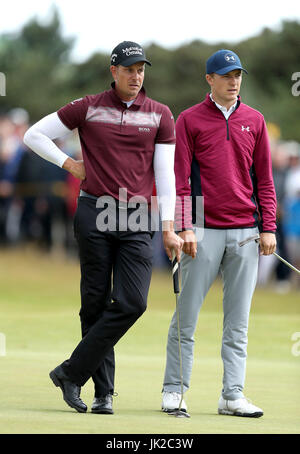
[0,109,29,244]
[284,142,300,199]
[282,143,300,290]
[0,108,81,253]
[15,137,75,252]
[257,141,299,292]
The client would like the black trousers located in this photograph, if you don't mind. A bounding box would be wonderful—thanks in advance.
[61,197,154,395]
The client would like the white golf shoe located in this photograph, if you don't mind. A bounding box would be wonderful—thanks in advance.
[218,396,263,417]
[161,391,187,413]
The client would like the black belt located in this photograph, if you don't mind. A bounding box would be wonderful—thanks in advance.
[79,190,149,210]
[79,189,98,200]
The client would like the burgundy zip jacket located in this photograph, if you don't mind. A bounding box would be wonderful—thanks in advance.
[175,94,277,232]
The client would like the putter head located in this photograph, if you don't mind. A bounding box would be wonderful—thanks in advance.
[238,233,260,247]
[168,409,191,418]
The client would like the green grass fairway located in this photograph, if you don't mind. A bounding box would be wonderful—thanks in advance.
[0,247,299,434]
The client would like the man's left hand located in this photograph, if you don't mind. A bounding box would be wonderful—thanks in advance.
[259,232,277,255]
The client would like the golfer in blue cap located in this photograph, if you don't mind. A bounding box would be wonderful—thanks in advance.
[161,48,277,418]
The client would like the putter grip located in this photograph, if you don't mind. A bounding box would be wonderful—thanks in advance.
[172,255,180,294]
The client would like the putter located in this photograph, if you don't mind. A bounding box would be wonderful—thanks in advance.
[238,233,300,275]
[167,252,191,419]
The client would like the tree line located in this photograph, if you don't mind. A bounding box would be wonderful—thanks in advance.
[1,9,299,141]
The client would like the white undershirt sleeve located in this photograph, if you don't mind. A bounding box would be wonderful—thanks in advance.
[24,116,176,220]
[153,143,176,221]
[23,112,72,168]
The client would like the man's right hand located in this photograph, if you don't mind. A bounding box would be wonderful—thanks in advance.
[63,157,86,180]
[162,230,184,263]
[179,230,197,258]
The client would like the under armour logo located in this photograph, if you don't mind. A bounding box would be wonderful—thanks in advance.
[111,53,117,63]
[225,54,236,62]
[241,125,250,132]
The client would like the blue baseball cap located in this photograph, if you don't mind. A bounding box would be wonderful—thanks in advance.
[206,49,248,75]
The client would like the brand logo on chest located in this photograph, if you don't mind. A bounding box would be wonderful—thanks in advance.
[241,125,250,132]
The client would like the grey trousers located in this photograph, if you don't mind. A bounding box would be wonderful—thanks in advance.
[163,227,259,400]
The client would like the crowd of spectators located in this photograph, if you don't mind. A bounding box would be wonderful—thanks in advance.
[0,109,300,290]
[0,108,80,256]
[258,139,300,292]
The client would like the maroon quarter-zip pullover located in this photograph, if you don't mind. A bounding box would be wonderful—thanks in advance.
[175,94,277,232]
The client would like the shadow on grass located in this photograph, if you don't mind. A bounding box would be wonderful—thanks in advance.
[29,407,219,420]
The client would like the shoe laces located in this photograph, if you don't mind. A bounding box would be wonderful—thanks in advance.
[95,392,118,400]
[168,392,182,400]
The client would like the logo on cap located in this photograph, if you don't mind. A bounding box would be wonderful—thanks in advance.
[225,53,236,62]
[122,46,143,57]
[111,53,117,63]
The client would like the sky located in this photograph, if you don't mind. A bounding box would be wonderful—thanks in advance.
[0,0,299,62]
